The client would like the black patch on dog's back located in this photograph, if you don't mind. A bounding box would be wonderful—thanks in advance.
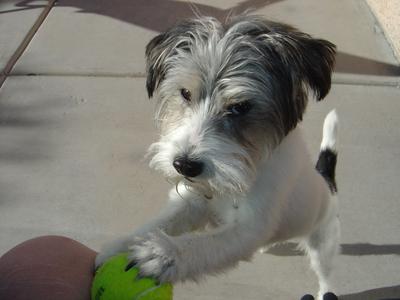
[316,149,337,193]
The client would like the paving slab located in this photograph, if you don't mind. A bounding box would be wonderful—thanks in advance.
[0,0,49,72]
[11,0,244,76]
[12,0,400,78]
[0,76,399,299]
[0,76,166,252]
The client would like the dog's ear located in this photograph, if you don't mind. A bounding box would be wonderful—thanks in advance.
[247,19,336,133]
[273,28,336,102]
[272,27,336,132]
[145,20,197,98]
[230,18,336,103]
[145,33,167,98]
[250,21,336,100]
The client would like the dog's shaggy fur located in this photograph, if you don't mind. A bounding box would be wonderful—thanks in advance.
[96,15,340,300]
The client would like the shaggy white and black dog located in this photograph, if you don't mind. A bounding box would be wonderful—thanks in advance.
[96,15,340,300]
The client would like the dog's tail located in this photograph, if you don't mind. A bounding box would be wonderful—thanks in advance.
[316,110,338,194]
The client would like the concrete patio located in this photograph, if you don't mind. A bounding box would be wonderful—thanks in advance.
[0,0,399,299]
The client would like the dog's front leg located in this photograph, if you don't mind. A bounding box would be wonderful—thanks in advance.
[129,218,267,283]
[95,186,209,268]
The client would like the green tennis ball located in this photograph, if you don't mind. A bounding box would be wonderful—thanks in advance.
[91,253,173,300]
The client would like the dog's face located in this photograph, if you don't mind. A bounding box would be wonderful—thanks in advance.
[145,16,335,194]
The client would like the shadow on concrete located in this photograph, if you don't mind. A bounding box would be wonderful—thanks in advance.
[0,91,64,163]
[336,52,400,76]
[267,243,400,299]
[2,0,284,21]
[340,285,400,300]
[0,138,50,163]
[0,98,57,128]
[0,91,62,206]
[4,0,281,26]
[266,242,400,256]
[5,0,400,77]
[0,0,46,13]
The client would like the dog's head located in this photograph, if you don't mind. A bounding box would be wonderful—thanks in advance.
[145,16,335,194]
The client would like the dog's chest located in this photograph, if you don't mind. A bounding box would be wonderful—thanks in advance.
[207,196,250,225]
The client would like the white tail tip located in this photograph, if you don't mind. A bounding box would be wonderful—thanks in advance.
[321,109,338,151]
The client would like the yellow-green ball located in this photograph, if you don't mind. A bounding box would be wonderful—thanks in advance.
[91,253,173,300]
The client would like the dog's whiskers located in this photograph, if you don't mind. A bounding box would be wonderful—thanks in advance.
[175,180,184,200]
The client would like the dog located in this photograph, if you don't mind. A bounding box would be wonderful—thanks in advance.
[95,15,340,300]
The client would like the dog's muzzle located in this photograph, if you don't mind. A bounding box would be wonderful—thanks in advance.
[173,156,204,177]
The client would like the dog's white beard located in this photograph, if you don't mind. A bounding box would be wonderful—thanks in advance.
[148,129,257,195]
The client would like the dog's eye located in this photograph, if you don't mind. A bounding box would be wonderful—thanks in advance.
[227,101,252,116]
[180,88,192,102]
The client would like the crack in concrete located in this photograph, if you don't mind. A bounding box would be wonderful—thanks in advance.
[0,0,57,89]
[5,73,400,88]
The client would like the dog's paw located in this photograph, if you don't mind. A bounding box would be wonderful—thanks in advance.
[322,292,338,300]
[128,231,181,283]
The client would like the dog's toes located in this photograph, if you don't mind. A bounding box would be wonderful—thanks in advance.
[93,265,100,275]
[301,294,315,300]
[323,292,338,300]
[125,260,138,272]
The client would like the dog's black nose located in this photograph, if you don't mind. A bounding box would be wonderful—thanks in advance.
[173,156,203,177]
